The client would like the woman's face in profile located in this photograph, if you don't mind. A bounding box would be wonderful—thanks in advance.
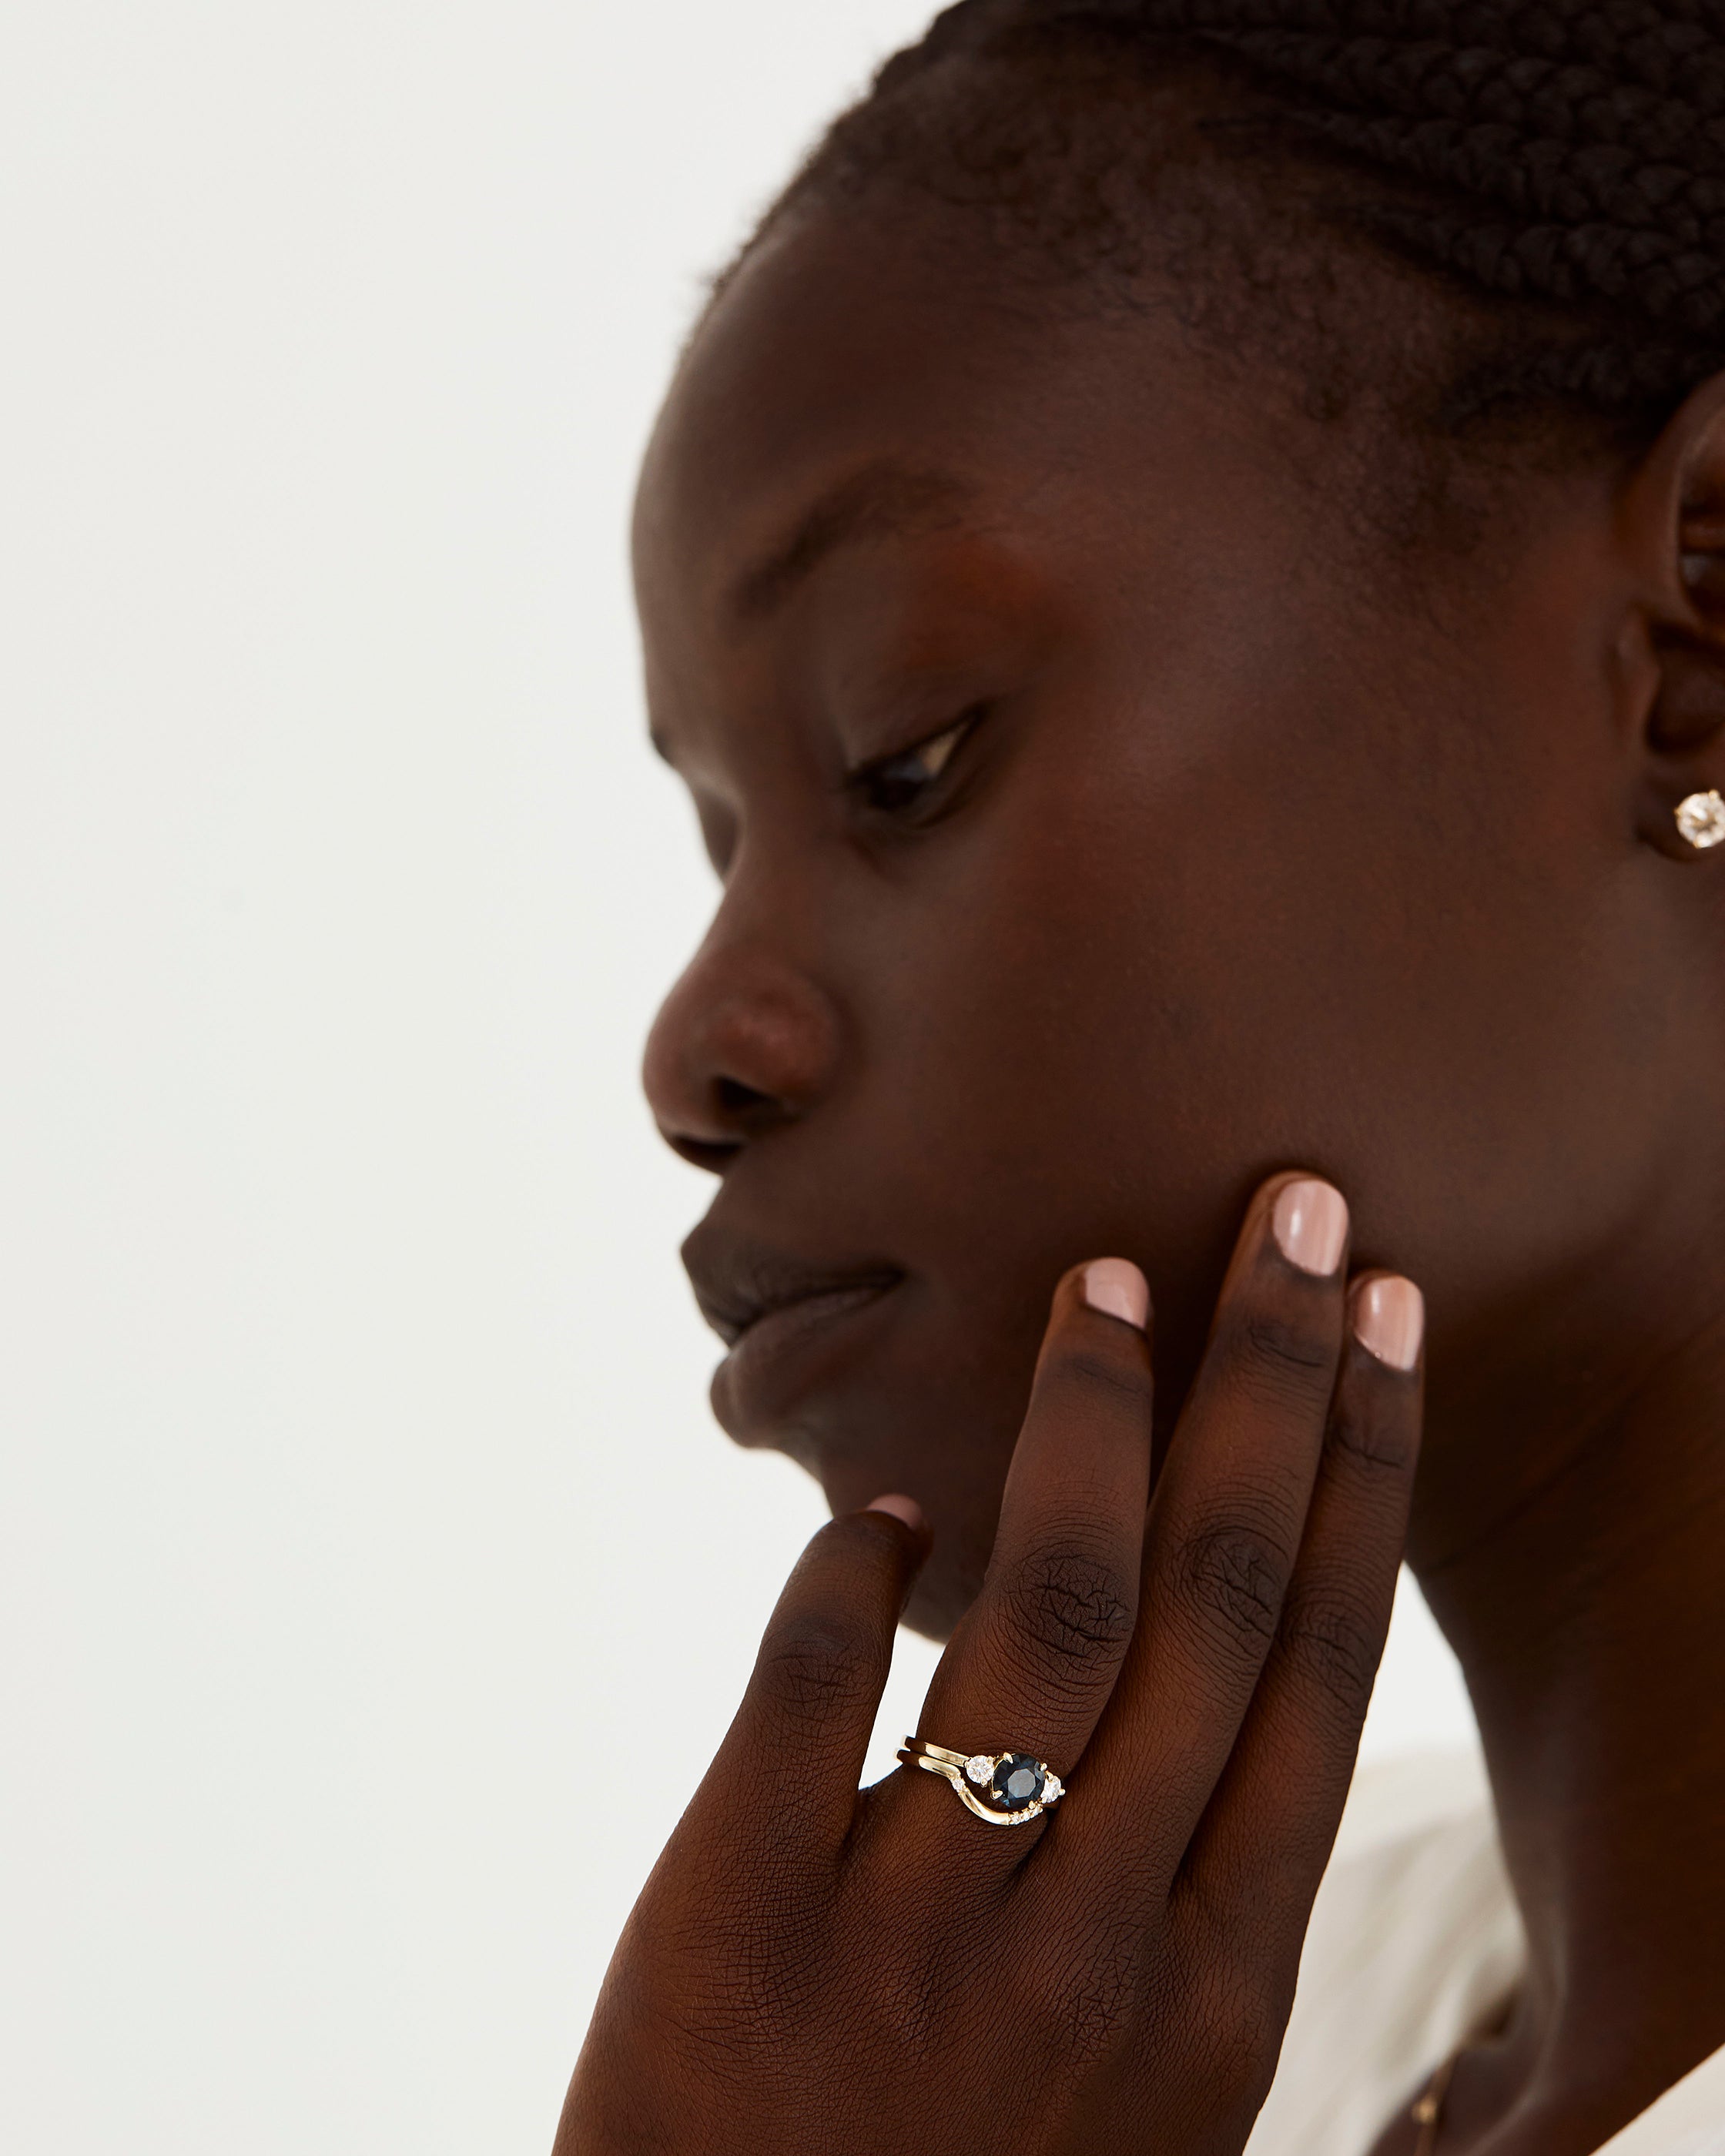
[635,204,1697,1637]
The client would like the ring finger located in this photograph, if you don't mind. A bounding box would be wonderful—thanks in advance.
[890,1254,1156,1869]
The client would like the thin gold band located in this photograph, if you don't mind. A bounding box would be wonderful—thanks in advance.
[897,1737,1067,1826]
[905,1739,973,1773]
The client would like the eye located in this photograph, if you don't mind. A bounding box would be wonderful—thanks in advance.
[849,709,980,817]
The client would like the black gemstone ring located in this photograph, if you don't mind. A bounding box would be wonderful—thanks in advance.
[896,1738,1067,1826]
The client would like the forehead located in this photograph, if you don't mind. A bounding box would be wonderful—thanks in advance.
[631,209,1271,651]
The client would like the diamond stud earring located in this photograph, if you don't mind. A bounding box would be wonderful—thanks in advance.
[1676,790,1725,851]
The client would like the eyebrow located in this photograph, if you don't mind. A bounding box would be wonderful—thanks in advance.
[727,460,976,624]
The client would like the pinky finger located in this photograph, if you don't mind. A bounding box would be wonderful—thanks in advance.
[1176,1276,1424,1940]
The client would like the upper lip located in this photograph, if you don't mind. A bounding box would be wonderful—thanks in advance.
[682,1221,904,1348]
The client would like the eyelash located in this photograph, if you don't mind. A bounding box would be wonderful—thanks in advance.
[849,708,983,819]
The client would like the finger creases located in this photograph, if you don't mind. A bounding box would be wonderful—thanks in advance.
[1063,1174,1357,1876]
[909,1261,1155,1820]
[715,1508,927,1850]
[1176,1287,1425,1944]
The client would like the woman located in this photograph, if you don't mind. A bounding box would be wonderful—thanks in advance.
[563,5,1725,2151]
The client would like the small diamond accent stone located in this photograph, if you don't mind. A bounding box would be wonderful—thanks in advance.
[1042,1773,1063,1804]
[965,1754,994,1786]
[1676,790,1725,850]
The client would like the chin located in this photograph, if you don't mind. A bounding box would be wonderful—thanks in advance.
[721,1345,1032,1649]
[700,1236,1203,1645]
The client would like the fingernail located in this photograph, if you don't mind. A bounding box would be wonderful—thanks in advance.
[1271,1178,1349,1277]
[865,1492,925,1532]
[1353,1277,1424,1371]
[1083,1258,1149,1331]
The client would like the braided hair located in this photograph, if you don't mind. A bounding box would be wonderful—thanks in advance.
[726,1,1725,475]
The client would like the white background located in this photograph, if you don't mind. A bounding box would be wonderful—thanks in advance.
[0,5,1475,2150]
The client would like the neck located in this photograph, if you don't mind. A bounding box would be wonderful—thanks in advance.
[1412,1297,1725,2142]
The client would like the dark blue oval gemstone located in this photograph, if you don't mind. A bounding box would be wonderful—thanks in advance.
[990,1754,1045,1810]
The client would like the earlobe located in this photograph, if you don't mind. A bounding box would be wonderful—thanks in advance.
[1624,370,1725,860]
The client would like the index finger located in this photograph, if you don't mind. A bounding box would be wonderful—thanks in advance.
[696,1504,930,1862]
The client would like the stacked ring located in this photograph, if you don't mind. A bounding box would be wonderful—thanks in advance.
[897,1738,1067,1826]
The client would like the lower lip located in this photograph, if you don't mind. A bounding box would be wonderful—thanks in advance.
[714,1280,901,1435]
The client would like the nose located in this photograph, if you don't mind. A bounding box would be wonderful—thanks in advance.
[642,927,843,1173]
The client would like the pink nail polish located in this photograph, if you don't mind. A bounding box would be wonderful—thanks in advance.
[865,1493,925,1532]
[1271,1179,1349,1277]
[1083,1258,1150,1331]
[1353,1277,1424,1371]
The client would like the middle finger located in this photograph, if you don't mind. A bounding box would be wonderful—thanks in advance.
[1070,1173,1352,1880]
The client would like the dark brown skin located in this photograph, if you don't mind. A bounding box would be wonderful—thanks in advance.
[562,195,1725,2156]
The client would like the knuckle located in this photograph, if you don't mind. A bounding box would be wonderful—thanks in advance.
[992,1540,1136,1689]
[755,1614,876,1730]
[1277,1583,1386,1722]
[1229,1308,1337,1408]
[1048,1917,1144,2070]
[1328,1397,1419,1478]
[1173,1517,1292,1657]
[1208,1974,1287,2112]
[1043,1342,1155,1419]
[859,1952,949,2067]
[1167,1924,1289,2116]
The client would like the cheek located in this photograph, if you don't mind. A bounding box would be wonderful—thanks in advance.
[845,676,1683,1399]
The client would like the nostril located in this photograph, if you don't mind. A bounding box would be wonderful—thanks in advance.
[711,1073,793,1147]
[666,1133,742,1173]
[651,1075,789,1175]
[715,1076,773,1116]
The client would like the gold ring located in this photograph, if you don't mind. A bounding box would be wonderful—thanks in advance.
[896,1737,1067,1826]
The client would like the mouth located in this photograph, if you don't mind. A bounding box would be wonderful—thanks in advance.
[682,1224,906,1434]
[686,1235,905,1350]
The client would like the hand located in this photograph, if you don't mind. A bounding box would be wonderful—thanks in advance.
[558,1173,1425,2155]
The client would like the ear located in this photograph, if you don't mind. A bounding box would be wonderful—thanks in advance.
[1621,370,1725,860]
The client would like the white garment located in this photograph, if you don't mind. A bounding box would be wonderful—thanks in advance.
[1246,1750,1725,2156]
